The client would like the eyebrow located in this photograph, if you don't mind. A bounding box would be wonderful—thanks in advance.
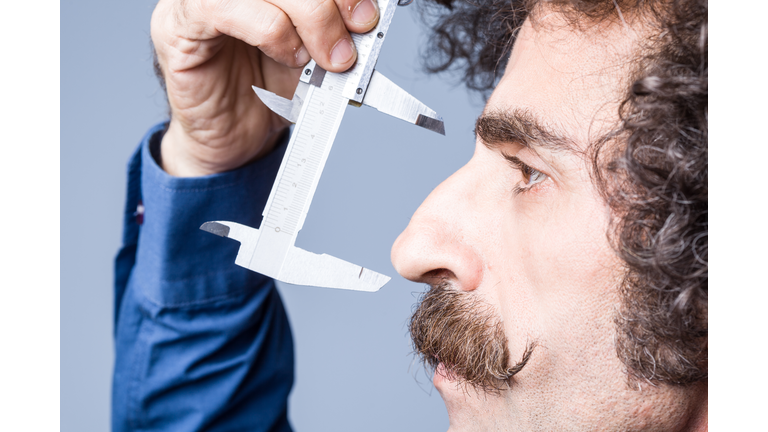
[474,108,579,154]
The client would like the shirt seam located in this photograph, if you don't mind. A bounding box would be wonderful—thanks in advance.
[155,182,255,193]
[141,288,252,308]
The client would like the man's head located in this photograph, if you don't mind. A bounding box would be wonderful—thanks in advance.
[391,0,707,430]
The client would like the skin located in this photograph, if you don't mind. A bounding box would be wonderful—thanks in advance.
[390,11,707,432]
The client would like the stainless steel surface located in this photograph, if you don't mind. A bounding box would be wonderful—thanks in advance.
[299,60,318,84]
[299,60,327,88]
[251,81,308,124]
[201,219,390,292]
[253,74,348,277]
[200,221,230,237]
[362,70,445,135]
[340,0,398,104]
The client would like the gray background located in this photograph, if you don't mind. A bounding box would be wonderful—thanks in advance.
[61,1,482,430]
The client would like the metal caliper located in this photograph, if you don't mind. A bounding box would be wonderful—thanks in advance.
[200,0,444,292]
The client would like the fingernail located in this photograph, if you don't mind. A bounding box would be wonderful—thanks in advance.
[352,0,378,25]
[330,38,356,66]
[295,46,310,66]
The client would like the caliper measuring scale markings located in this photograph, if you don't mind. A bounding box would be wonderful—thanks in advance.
[201,0,444,292]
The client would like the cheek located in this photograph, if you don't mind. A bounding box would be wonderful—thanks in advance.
[508,185,617,302]
[495,181,623,366]
[490,189,637,424]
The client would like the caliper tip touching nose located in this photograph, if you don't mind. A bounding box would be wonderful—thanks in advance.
[201,221,389,292]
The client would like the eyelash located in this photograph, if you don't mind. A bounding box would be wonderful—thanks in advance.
[503,154,549,195]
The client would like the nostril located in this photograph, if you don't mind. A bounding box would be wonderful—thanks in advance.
[420,269,455,285]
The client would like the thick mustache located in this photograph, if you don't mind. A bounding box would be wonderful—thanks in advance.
[409,281,536,392]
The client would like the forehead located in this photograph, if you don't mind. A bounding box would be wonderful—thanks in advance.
[486,12,642,149]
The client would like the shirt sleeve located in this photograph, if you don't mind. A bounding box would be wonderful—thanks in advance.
[112,122,294,432]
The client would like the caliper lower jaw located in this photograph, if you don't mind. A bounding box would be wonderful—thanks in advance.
[200,221,389,292]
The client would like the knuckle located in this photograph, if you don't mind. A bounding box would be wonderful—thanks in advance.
[260,10,292,45]
[201,0,239,32]
[302,0,339,28]
[195,0,215,18]
[201,0,228,16]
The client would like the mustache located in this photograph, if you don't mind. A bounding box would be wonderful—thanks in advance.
[409,281,536,392]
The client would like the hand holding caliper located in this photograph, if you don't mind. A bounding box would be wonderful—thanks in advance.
[152,0,383,177]
[152,0,443,292]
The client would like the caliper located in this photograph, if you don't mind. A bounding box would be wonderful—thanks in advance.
[200,0,444,292]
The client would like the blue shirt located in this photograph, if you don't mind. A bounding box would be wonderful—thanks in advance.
[113,122,294,431]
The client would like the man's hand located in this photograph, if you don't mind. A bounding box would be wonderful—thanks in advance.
[151,0,380,177]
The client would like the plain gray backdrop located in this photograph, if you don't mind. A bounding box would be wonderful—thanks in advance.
[61,1,483,430]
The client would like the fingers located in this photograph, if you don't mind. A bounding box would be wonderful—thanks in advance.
[214,0,309,69]
[346,0,381,30]
[266,0,380,70]
[154,0,381,74]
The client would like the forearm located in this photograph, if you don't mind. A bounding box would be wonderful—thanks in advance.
[113,122,294,432]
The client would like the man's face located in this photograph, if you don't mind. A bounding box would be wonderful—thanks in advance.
[391,13,699,432]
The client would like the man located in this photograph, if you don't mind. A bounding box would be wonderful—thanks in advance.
[114,0,706,430]
[395,0,708,430]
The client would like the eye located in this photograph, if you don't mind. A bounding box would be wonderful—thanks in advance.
[518,164,547,189]
[502,153,549,194]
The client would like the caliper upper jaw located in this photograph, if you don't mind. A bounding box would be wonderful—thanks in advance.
[360,70,445,135]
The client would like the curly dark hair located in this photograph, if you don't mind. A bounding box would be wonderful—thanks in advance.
[418,0,708,385]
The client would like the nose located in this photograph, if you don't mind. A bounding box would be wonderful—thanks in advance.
[391,161,485,291]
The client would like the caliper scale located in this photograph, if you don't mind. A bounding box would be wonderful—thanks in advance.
[201,0,444,292]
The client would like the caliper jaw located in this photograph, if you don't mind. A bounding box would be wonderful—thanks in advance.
[200,221,389,292]
[252,66,445,135]
[251,82,309,124]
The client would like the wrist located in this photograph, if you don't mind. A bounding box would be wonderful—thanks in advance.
[159,119,287,177]
[160,122,216,177]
